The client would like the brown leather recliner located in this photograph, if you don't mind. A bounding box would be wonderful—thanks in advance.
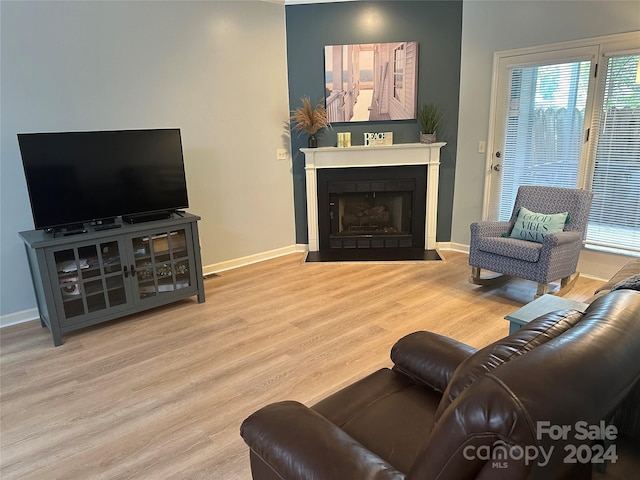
[240,290,640,479]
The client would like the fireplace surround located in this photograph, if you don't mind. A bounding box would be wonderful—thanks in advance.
[302,143,444,260]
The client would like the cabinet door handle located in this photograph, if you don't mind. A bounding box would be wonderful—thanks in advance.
[130,264,136,277]
[123,265,129,278]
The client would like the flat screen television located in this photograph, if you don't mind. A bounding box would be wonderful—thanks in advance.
[18,128,189,231]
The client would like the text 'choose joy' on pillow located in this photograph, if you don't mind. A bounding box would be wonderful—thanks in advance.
[510,207,568,243]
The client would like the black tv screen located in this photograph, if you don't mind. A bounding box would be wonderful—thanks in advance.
[18,128,189,230]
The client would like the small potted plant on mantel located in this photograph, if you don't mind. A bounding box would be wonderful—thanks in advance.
[290,97,330,148]
[418,103,444,144]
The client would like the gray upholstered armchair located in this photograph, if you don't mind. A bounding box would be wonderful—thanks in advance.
[469,185,593,297]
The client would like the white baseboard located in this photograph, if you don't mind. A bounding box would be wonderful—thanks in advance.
[0,308,39,328]
[5,243,632,328]
[202,244,307,276]
[2,245,308,329]
[204,242,463,276]
[441,241,469,254]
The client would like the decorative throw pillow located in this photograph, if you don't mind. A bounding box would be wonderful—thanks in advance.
[510,207,568,243]
[611,273,640,292]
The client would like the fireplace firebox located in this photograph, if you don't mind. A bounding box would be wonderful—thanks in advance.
[317,166,426,251]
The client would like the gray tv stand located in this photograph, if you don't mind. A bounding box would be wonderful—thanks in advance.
[19,212,205,346]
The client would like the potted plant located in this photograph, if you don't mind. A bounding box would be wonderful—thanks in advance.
[418,103,444,144]
[290,97,330,148]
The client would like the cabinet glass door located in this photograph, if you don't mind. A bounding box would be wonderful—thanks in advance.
[131,229,193,301]
[53,240,127,319]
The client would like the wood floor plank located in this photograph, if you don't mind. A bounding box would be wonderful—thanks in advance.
[0,251,604,479]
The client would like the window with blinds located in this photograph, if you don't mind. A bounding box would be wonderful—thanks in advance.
[586,54,640,253]
[497,60,591,221]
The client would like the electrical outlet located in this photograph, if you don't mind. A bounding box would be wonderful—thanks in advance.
[276,149,287,160]
[478,141,486,154]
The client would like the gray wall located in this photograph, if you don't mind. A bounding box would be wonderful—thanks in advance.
[0,1,294,319]
[285,1,463,243]
[2,0,637,321]
[452,0,640,246]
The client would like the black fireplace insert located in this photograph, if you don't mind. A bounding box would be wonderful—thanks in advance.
[316,166,427,252]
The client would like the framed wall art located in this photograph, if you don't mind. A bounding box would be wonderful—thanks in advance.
[324,41,418,123]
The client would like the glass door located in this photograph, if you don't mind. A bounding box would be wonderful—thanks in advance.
[130,228,195,302]
[52,240,128,320]
[487,46,598,221]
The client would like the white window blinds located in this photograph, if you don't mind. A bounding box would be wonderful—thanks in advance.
[586,54,640,253]
[496,60,591,221]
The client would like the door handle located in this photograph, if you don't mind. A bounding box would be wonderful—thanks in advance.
[495,151,502,158]
[493,164,502,172]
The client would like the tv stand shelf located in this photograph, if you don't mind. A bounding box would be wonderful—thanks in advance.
[19,213,205,346]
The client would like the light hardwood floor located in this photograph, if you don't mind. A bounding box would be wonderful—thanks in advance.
[0,251,604,479]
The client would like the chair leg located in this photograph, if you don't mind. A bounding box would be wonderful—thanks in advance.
[559,272,580,295]
[469,266,509,286]
[470,266,481,283]
[536,283,549,298]
[536,273,580,298]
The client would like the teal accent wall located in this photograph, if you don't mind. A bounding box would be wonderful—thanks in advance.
[286,1,462,244]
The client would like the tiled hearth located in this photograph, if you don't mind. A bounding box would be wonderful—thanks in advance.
[301,143,444,259]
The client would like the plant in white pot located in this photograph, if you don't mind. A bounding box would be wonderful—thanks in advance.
[418,103,444,144]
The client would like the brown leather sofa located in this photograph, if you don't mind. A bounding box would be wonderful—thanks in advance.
[589,258,640,302]
[241,288,640,479]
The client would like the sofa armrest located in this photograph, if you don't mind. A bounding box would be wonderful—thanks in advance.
[240,401,404,480]
[390,331,477,393]
[594,259,640,295]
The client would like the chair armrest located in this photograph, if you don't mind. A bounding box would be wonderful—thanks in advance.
[470,221,511,238]
[390,331,477,393]
[541,230,582,247]
[240,401,404,480]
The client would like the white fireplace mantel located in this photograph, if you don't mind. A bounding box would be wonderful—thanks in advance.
[302,142,445,252]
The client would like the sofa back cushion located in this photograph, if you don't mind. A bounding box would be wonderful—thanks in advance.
[435,309,584,420]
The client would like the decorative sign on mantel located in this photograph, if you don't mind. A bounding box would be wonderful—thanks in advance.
[364,131,393,147]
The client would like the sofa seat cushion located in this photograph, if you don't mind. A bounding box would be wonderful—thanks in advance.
[435,309,584,419]
[476,236,542,263]
[312,368,441,473]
